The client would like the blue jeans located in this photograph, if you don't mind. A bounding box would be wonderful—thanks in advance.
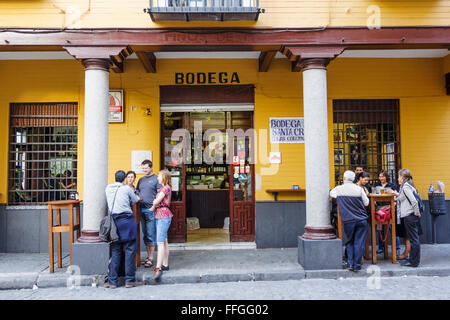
[140,208,156,247]
[344,220,368,270]
[377,225,400,252]
[155,217,172,243]
[108,239,137,286]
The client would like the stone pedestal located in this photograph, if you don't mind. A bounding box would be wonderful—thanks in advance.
[298,237,342,270]
[71,241,110,275]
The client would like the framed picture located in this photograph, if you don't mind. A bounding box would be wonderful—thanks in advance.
[334,149,344,165]
[109,89,124,123]
[349,143,367,167]
[346,125,368,141]
[333,130,343,142]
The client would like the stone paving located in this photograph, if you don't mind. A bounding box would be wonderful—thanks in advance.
[1,276,450,300]
[0,244,449,290]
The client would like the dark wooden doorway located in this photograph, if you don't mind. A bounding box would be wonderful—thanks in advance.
[160,85,255,243]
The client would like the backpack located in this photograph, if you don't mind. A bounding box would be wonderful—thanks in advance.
[404,185,424,216]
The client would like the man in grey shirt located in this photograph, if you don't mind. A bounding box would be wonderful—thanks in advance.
[136,159,161,268]
[105,170,141,288]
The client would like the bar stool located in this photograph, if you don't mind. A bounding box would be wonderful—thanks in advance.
[47,200,81,273]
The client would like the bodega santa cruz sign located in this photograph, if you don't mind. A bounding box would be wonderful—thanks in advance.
[269,117,305,144]
[175,72,240,85]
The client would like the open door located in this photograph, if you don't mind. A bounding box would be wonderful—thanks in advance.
[229,133,255,242]
[162,112,187,243]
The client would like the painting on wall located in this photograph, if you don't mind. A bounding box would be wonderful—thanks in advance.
[349,143,367,167]
[334,149,344,166]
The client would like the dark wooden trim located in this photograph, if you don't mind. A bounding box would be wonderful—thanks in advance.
[258,51,277,72]
[446,73,450,95]
[136,51,157,73]
[1,27,449,48]
[160,85,255,105]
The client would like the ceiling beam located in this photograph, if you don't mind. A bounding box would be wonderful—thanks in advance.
[2,27,449,47]
[258,50,277,72]
[136,51,157,73]
[282,46,346,72]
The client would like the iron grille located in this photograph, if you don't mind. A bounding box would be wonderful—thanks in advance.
[333,99,401,186]
[8,103,78,205]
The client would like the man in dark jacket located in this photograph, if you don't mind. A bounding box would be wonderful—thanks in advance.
[330,170,369,272]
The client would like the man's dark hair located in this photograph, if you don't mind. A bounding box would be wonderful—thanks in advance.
[141,159,153,167]
[64,170,72,177]
[115,170,126,183]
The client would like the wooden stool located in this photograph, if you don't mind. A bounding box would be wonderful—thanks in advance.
[47,200,81,273]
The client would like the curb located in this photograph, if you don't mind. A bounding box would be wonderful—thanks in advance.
[1,268,450,290]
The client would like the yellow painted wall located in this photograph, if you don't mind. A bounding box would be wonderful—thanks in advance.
[0,56,449,203]
[0,0,449,28]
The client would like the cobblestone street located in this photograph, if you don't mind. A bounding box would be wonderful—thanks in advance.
[1,276,449,300]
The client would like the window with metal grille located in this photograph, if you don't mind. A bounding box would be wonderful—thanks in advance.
[333,99,401,186]
[8,103,78,205]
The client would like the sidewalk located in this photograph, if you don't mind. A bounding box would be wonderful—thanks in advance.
[0,244,449,290]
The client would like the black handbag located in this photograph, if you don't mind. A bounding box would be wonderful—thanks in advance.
[99,185,121,243]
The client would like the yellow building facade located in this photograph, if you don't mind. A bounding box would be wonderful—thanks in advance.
[0,1,449,266]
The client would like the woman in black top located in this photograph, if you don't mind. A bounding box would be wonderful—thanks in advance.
[374,171,402,256]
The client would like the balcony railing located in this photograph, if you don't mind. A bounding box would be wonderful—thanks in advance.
[145,0,263,21]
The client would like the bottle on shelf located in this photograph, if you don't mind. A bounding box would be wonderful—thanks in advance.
[429,183,434,193]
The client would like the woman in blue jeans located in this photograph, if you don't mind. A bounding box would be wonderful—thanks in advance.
[150,169,173,280]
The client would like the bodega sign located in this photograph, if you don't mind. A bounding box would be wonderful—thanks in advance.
[269,117,305,144]
[175,72,240,85]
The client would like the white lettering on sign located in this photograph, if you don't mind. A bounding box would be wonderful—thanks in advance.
[269,117,304,144]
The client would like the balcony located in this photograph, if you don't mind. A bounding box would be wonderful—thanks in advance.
[145,0,263,22]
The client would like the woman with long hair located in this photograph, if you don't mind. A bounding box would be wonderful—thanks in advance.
[150,169,173,280]
[375,170,402,256]
[355,171,371,196]
[389,169,422,267]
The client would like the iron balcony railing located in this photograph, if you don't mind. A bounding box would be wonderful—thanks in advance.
[146,0,263,21]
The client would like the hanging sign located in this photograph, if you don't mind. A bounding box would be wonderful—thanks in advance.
[109,90,124,123]
[269,117,304,144]
[233,156,239,166]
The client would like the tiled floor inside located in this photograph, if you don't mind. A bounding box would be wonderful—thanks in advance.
[187,228,230,244]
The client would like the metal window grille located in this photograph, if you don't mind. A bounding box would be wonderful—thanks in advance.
[8,103,78,205]
[333,99,401,186]
[151,0,258,8]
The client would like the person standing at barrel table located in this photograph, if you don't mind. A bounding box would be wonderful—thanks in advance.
[150,169,173,280]
[388,169,422,267]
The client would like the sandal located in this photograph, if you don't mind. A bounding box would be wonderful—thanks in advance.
[143,257,154,268]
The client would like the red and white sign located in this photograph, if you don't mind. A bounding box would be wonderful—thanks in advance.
[233,156,239,166]
[269,152,281,164]
[109,90,124,123]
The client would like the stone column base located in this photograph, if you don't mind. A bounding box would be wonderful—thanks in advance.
[71,242,110,275]
[298,236,342,270]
